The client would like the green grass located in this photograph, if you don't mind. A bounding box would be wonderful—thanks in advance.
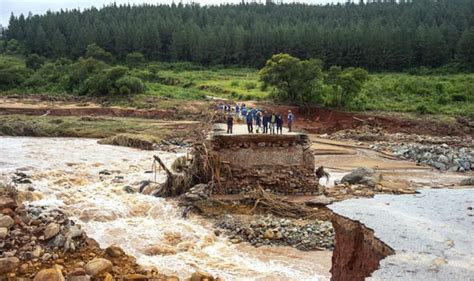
[360,73,474,117]
[1,54,473,117]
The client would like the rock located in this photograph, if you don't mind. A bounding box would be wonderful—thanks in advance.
[69,276,91,281]
[144,244,177,256]
[42,253,52,261]
[460,177,474,186]
[341,167,375,185]
[84,258,113,277]
[44,223,60,240]
[105,244,124,258]
[33,267,64,281]
[123,186,135,194]
[0,227,7,239]
[306,195,333,206]
[68,268,87,276]
[0,215,14,229]
[31,245,43,258]
[433,162,446,170]
[124,273,148,280]
[437,155,449,164]
[19,263,29,274]
[0,257,20,274]
[104,273,113,281]
[190,271,214,281]
[263,229,274,239]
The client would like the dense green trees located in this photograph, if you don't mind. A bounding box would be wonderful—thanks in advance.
[259,54,368,106]
[4,0,473,70]
[259,54,323,105]
[325,66,369,108]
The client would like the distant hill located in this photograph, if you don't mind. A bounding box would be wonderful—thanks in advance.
[4,0,474,70]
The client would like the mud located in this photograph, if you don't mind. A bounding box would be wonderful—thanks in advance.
[257,103,472,137]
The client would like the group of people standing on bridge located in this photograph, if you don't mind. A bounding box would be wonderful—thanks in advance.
[218,103,294,135]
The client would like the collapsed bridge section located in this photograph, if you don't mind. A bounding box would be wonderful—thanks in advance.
[207,124,321,195]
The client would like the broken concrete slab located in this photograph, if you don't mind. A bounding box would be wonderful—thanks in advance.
[329,188,474,280]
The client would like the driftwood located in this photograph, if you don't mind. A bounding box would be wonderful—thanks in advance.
[245,186,318,219]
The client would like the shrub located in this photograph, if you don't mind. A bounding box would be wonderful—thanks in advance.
[126,52,145,68]
[85,44,113,63]
[451,94,467,102]
[25,54,46,70]
[244,82,257,90]
[0,62,32,89]
[116,76,145,95]
[230,80,239,87]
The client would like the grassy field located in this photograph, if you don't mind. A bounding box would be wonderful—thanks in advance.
[1,55,473,117]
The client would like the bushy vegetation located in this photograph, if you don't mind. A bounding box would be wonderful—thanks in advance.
[359,74,474,117]
[3,0,473,71]
[1,53,472,117]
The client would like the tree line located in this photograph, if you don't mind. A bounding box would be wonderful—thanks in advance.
[3,0,473,71]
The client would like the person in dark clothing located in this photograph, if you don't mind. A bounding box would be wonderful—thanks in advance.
[226,114,233,134]
[276,113,283,134]
[246,112,254,133]
[270,112,277,134]
[255,111,262,133]
[262,111,270,134]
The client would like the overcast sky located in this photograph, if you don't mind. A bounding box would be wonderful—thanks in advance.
[0,0,342,27]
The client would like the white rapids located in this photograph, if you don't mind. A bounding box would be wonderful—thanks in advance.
[0,136,331,280]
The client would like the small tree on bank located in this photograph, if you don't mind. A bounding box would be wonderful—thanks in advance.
[259,53,323,105]
[325,66,369,108]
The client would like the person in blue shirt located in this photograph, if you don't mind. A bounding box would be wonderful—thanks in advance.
[235,104,240,117]
[250,107,257,120]
[241,105,247,118]
[246,112,254,133]
[287,110,294,132]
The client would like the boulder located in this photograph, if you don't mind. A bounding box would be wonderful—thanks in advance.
[306,195,334,206]
[0,196,16,210]
[0,214,14,227]
[0,257,20,274]
[84,258,113,277]
[105,244,124,258]
[44,223,60,240]
[33,268,65,281]
[341,168,375,185]
[190,271,214,281]
[460,177,474,186]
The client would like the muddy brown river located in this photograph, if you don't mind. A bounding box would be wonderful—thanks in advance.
[0,136,331,280]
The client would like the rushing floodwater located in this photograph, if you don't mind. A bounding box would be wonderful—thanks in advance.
[0,136,331,280]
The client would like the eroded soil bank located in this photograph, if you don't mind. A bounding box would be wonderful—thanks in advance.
[330,214,394,281]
